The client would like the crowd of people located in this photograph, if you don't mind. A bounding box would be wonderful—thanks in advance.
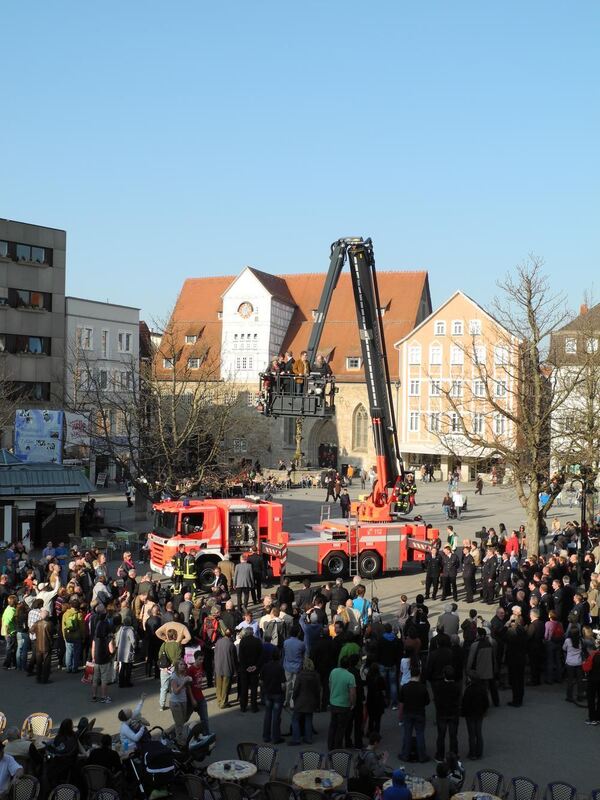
[2,512,600,798]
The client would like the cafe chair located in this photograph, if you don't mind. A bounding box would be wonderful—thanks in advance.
[544,783,577,800]
[91,790,120,800]
[264,781,299,800]
[345,793,372,800]
[183,774,216,800]
[289,751,326,781]
[83,766,112,800]
[591,791,600,800]
[48,786,81,800]
[237,742,258,761]
[326,749,354,789]
[247,745,278,791]
[472,769,506,797]
[21,714,53,739]
[220,785,252,800]
[507,777,539,800]
[299,791,324,800]
[26,743,46,780]
[11,776,41,800]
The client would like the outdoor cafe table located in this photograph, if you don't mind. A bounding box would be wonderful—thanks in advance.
[4,737,49,757]
[292,770,344,792]
[207,760,257,781]
[453,793,503,800]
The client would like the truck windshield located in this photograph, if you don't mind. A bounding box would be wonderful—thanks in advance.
[153,510,178,538]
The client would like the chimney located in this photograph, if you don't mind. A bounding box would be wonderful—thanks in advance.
[580,303,589,316]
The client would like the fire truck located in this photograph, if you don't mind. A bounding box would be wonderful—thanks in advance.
[148,237,435,584]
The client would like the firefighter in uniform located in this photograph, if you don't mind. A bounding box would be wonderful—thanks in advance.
[397,472,417,513]
[183,548,198,594]
[171,543,187,594]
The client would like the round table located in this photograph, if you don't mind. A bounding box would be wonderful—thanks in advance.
[292,770,344,792]
[207,760,257,781]
[453,793,503,800]
[383,776,435,799]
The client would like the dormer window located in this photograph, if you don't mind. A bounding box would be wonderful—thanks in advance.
[185,335,197,345]
[346,357,362,370]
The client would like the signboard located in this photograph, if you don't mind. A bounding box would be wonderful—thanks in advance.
[14,409,64,464]
[65,411,91,448]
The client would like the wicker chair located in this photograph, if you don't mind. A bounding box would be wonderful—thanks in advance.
[237,742,258,761]
[345,793,372,800]
[471,769,506,797]
[21,714,53,739]
[83,766,112,800]
[507,777,539,800]
[183,774,216,800]
[288,751,326,781]
[11,776,41,800]
[247,744,278,791]
[264,781,299,800]
[544,783,577,800]
[48,786,81,800]
[326,749,354,790]
[220,785,253,800]
[91,791,119,800]
[299,791,324,800]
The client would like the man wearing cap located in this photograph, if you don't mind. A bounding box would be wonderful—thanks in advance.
[36,577,61,615]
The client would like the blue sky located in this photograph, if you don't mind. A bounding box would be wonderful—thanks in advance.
[2,2,599,321]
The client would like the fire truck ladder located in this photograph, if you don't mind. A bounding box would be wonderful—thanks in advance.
[320,504,331,523]
[348,517,360,577]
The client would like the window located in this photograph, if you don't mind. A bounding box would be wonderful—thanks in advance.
[494,379,507,397]
[253,334,258,350]
[586,338,598,354]
[163,358,174,369]
[118,331,132,353]
[472,412,484,434]
[450,412,461,433]
[408,345,421,365]
[473,345,486,364]
[409,380,420,396]
[452,320,464,336]
[101,330,109,358]
[429,345,442,365]
[233,334,238,350]
[233,438,248,454]
[450,346,464,365]
[473,379,485,397]
[494,414,506,435]
[0,241,7,257]
[1,240,52,266]
[188,357,200,369]
[8,288,52,311]
[99,370,108,390]
[77,327,93,350]
[352,404,369,451]
[434,321,446,336]
[11,381,51,401]
[284,417,295,446]
[429,412,440,433]
[494,345,509,365]
[469,320,482,335]
[0,334,5,352]
[564,337,577,354]
[16,244,31,261]
[346,357,362,370]
[450,380,463,398]
[185,335,197,345]
[409,411,420,432]
[430,380,441,396]
[0,287,7,306]
[14,335,51,355]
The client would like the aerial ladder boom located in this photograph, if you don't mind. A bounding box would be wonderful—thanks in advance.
[306,238,406,515]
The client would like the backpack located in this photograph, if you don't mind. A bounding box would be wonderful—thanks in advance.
[64,612,80,638]
[158,646,172,670]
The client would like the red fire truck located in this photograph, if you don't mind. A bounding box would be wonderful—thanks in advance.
[148,237,436,584]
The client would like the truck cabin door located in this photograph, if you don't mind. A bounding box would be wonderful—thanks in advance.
[181,513,204,536]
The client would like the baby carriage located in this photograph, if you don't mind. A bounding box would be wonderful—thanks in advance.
[128,735,176,800]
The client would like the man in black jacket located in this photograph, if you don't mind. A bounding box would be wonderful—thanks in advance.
[247,548,265,604]
[497,553,513,597]
[526,608,545,686]
[238,628,263,712]
[424,547,443,600]
[433,665,461,762]
[329,578,350,619]
[295,578,315,612]
[505,609,527,706]
[440,546,459,602]
[461,547,476,603]
[398,663,430,762]
[481,550,498,604]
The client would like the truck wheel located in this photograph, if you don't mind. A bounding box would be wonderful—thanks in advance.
[196,559,219,590]
[359,551,382,579]
[324,552,349,579]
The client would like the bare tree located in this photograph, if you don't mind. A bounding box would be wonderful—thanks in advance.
[64,318,250,505]
[0,360,18,447]
[433,256,579,556]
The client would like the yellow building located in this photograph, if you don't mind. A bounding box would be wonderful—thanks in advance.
[394,291,518,482]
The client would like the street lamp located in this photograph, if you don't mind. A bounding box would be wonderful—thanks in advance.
[569,466,595,585]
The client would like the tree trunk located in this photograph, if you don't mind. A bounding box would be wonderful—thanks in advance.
[135,489,149,522]
[526,490,540,557]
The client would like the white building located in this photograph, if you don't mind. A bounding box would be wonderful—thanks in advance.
[65,297,140,481]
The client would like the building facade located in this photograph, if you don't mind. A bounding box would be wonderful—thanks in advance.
[65,297,140,481]
[395,291,518,482]
[0,219,66,447]
[159,266,432,470]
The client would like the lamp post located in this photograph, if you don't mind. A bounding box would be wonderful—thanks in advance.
[569,466,593,586]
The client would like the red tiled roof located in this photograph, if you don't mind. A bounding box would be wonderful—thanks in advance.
[157,271,430,381]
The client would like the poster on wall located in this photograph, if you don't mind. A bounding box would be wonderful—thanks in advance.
[14,409,64,463]
[64,411,91,458]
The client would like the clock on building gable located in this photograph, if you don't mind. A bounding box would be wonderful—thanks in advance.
[237,301,254,319]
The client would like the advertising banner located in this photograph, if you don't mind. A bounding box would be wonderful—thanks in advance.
[14,409,64,463]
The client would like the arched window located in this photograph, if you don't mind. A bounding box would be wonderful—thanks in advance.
[352,404,369,452]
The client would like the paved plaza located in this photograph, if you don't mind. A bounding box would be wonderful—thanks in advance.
[2,478,597,791]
